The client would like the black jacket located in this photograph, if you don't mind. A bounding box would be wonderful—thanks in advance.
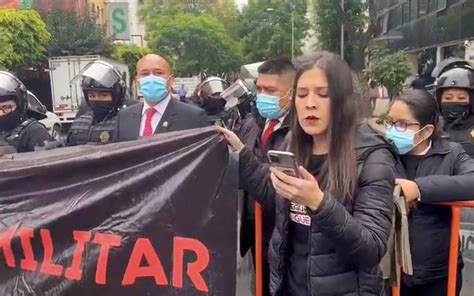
[1,120,51,153]
[400,138,474,286]
[237,111,291,260]
[239,124,396,295]
[441,116,474,157]
[113,99,209,142]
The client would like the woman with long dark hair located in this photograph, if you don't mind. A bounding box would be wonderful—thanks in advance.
[218,51,396,295]
[384,89,474,296]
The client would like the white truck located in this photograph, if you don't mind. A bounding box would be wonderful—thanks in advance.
[48,55,129,124]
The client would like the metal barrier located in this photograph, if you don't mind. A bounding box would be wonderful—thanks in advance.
[392,201,474,296]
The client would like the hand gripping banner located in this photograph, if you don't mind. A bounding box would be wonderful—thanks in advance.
[0,128,238,296]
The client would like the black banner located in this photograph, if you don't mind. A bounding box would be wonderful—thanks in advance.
[0,128,238,296]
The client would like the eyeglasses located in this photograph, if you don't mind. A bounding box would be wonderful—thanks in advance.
[0,104,15,114]
[384,119,420,132]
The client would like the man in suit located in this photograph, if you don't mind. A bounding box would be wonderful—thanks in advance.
[114,54,209,142]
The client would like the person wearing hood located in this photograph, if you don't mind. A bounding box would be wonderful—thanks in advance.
[384,89,474,296]
[67,60,128,146]
[218,51,396,296]
[0,71,52,153]
[435,58,474,156]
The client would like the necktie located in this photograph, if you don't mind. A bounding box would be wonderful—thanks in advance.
[143,108,157,137]
[261,119,279,149]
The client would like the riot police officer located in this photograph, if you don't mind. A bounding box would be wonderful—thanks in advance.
[435,58,474,156]
[67,61,127,146]
[191,76,230,125]
[0,71,52,153]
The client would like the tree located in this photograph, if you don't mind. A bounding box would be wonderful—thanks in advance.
[366,47,411,100]
[238,0,309,63]
[312,0,367,67]
[140,0,240,39]
[112,44,152,83]
[140,0,214,18]
[311,0,380,116]
[146,13,242,76]
[0,33,15,70]
[43,10,113,56]
[0,9,51,71]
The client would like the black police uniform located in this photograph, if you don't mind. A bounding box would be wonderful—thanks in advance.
[197,77,256,131]
[0,71,52,153]
[435,58,474,156]
[67,61,127,146]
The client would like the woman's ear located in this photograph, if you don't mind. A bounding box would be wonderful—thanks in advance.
[421,124,435,140]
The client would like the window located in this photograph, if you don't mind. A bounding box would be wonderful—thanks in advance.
[419,0,428,17]
[437,0,447,10]
[388,5,403,30]
[428,0,437,13]
[402,1,411,23]
[27,94,45,113]
[411,0,419,20]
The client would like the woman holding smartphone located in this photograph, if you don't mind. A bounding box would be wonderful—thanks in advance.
[384,90,474,296]
[218,51,396,295]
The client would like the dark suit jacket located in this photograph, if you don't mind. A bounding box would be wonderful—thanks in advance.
[113,98,209,142]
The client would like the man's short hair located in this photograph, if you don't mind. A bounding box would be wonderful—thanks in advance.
[257,56,296,76]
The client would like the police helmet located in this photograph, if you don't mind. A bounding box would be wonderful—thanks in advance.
[198,76,229,115]
[435,59,474,105]
[0,71,28,116]
[74,61,127,108]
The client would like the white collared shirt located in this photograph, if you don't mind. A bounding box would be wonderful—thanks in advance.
[264,114,287,133]
[139,95,171,137]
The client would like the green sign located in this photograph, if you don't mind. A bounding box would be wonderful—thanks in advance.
[108,3,130,40]
[19,0,33,9]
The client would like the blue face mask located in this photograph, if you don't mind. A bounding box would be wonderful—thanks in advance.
[256,94,287,119]
[139,75,169,102]
[385,127,424,155]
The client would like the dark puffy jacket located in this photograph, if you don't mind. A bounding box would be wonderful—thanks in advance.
[239,124,396,295]
[400,138,474,286]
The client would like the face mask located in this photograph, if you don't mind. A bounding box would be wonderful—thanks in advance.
[139,75,169,102]
[90,103,115,122]
[202,98,226,116]
[385,126,425,155]
[441,103,470,123]
[256,94,287,119]
[0,110,21,132]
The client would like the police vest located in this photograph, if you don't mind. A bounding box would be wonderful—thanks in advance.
[442,126,474,157]
[67,113,117,146]
[0,118,39,152]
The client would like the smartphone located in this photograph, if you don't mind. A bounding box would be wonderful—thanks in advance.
[267,150,299,177]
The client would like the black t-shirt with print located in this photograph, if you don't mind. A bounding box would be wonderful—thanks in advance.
[285,154,327,296]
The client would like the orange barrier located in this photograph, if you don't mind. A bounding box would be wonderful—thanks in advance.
[392,201,474,296]
[255,202,263,296]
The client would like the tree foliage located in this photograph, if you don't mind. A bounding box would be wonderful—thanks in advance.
[311,0,366,66]
[146,13,242,76]
[366,47,411,97]
[112,44,152,83]
[140,0,239,37]
[311,0,378,72]
[239,0,308,63]
[0,9,50,71]
[43,10,112,56]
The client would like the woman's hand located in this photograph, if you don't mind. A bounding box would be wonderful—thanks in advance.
[270,166,324,211]
[396,178,421,203]
[216,126,245,152]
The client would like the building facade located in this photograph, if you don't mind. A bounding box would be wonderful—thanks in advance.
[86,0,105,25]
[374,0,474,75]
